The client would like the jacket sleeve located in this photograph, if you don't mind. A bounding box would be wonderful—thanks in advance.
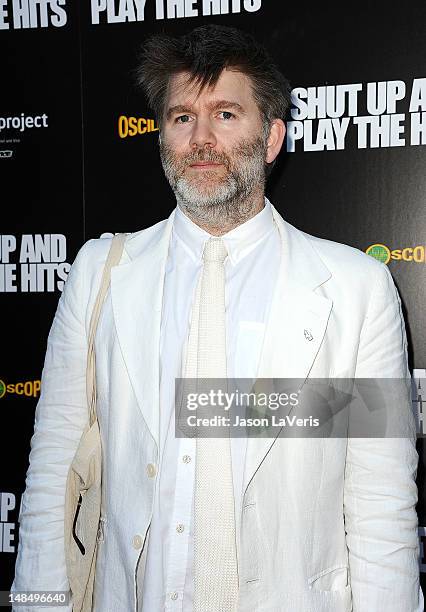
[344,262,423,611]
[11,239,95,612]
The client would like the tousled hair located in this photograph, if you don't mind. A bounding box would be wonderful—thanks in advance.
[135,24,292,131]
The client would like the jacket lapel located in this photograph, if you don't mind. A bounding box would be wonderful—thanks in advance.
[110,203,333,490]
[110,213,175,450]
[242,206,333,494]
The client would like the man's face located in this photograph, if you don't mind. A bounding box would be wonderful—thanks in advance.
[159,68,269,214]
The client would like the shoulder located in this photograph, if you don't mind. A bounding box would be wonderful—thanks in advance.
[278,216,396,307]
[63,218,170,300]
[270,203,390,290]
[60,218,170,328]
[72,218,169,269]
[298,225,393,289]
[305,230,386,277]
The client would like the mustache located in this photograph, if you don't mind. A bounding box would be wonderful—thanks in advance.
[160,135,268,178]
[161,143,231,171]
[183,150,230,167]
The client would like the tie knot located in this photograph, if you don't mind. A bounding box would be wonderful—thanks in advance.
[202,237,228,263]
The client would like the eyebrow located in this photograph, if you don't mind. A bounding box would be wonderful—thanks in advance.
[165,100,246,120]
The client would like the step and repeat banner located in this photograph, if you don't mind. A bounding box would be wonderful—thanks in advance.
[2,1,426,602]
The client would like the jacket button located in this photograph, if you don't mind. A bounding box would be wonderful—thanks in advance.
[146,463,156,478]
[132,534,143,549]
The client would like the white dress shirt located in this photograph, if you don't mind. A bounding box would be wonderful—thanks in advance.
[140,198,281,611]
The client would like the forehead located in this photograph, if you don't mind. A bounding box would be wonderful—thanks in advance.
[165,68,258,111]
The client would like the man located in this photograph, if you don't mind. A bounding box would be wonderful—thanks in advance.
[12,24,422,612]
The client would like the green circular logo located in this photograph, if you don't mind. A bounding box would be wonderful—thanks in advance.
[0,380,6,399]
[366,243,391,265]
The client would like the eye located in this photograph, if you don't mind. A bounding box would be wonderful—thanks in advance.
[175,115,192,124]
[218,111,235,120]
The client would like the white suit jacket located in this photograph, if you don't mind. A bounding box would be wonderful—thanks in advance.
[12,204,423,612]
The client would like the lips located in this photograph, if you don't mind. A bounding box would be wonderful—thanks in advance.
[189,162,222,167]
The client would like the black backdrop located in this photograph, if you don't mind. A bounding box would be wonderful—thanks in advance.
[2,1,426,603]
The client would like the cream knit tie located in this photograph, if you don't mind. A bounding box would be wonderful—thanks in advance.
[186,236,239,612]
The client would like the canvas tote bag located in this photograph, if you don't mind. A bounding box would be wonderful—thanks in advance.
[64,233,126,612]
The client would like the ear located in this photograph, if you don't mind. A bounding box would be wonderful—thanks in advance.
[266,119,286,164]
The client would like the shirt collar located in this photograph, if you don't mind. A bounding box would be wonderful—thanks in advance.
[173,197,275,265]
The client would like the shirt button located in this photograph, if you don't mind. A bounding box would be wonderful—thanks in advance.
[176,523,185,533]
[170,592,178,601]
[146,463,156,478]
[132,534,143,549]
[182,455,192,463]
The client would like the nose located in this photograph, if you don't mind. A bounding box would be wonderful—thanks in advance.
[189,117,217,150]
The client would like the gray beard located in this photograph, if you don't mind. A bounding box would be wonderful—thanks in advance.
[159,135,267,227]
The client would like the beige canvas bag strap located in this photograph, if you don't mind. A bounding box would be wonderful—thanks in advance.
[86,233,127,426]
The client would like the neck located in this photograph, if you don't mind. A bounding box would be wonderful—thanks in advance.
[177,188,265,237]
